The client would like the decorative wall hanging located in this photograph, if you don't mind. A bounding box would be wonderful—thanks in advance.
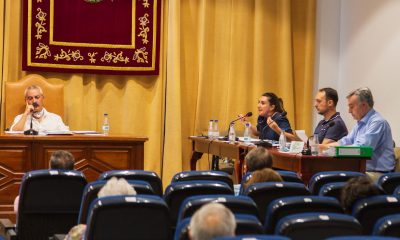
[23,0,161,75]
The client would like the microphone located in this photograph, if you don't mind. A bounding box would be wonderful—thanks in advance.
[230,112,252,124]
[24,102,39,135]
[303,121,335,155]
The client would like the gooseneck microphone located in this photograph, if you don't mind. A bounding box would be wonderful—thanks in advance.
[230,112,253,124]
[303,121,336,155]
[24,102,39,135]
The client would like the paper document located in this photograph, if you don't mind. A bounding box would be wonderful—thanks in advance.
[4,131,24,134]
[295,130,308,143]
[45,130,73,135]
[72,130,99,134]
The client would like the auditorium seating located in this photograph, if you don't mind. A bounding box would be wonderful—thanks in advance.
[309,171,365,195]
[78,179,154,224]
[214,236,290,240]
[377,172,400,194]
[85,195,170,240]
[171,170,234,190]
[6,170,87,240]
[177,194,259,222]
[275,212,362,239]
[373,213,400,237]
[318,182,347,201]
[243,182,310,221]
[264,196,344,233]
[352,195,400,234]
[275,170,304,184]
[98,170,163,196]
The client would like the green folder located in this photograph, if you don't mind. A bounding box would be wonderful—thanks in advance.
[335,146,373,157]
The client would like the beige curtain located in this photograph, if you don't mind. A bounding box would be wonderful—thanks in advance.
[0,0,316,186]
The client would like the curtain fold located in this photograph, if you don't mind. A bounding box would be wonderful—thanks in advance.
[0,0,316,186]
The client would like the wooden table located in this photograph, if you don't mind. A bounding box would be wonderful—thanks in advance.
[190,137,367,184]
[0,133,147,220]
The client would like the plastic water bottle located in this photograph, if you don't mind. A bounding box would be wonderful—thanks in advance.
[279,130,286,151]
[102,113,110,135]
[243,122,250,142]
[213,120,219,139]
[228,123,236,144]
[208,120,214,139]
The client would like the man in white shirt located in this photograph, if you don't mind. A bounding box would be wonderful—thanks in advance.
[10,85,68,132]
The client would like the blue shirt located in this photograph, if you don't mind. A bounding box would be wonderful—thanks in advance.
[339,109,395,172]
[257,112,293,141]
[314,112,348,144]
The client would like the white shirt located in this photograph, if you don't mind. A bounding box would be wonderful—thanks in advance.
[10,108,69,132]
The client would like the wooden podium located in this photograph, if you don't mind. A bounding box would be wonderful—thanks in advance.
[0,133,147,220]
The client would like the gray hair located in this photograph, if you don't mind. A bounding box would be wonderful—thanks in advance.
[347,87,374,107]
[245,147,272,172]
[97,177,136,198]
[24,85,44,98]
[189,203,236,240]
[49,150,75,170]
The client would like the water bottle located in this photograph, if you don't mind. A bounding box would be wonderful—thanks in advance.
[279,130,286,151]
[102,113,110,135]
[213,120,219,139]
[228,123,236,144]
[208,120,214,139]
[243,122,250,142]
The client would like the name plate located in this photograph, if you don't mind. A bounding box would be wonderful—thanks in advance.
[335,146,373,157]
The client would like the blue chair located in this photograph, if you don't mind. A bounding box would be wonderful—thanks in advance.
[164,180,233,226]
[394,185,400,195]
[275,170,304,184]
[378,172,400,194]
[264,196,344,233]
[78,179,154,224]
[352,195,400,234]
[85,195,170,240]
[215,236,290,240]
[327,237,400,240]
[275,212,362,239]
[15,170,87,240]
[98,170,163,196]
[239,172,253,195]
[171,170,234,190]
[177,194,259,223]
[309,171,365,195]
[243,182,310,221]
[318,182,347,201]
[373,213,400,237]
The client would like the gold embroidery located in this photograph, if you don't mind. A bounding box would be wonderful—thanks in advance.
[138,13,150,44]
[141,0,150,8]
[88,52,98,63]
[35,8,47,40]
[54,49,84,61]
[35,43,51,59]
[101,51,130,64]
[133,47,148,63]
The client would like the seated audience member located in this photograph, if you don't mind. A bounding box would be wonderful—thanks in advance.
[63,224,87,240]
[189,202,236,240]
[241,92,296,141]
[243,168,283,190]
[245,147,272,172]
[340,176,380,214]
[10,85,69,132]
[14,150,75,213]
[314,87,348,144]
[326,87,395,182]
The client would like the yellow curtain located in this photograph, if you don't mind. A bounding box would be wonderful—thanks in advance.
[0,0,316,186]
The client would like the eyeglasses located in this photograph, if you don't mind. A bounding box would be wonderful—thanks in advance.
[26,95,42,101]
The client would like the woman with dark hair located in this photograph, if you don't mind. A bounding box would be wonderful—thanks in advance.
[243,92,295,141]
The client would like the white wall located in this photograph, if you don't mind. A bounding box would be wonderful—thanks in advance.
[316,0,400,145]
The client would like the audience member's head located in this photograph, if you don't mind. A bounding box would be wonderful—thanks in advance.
[243,168,283,190]
[49,150,75,170]
[63,224,86,240]
[340,176,380,214]
[245,147,272,172]
[189,202,236,240]
[97,177,136,198]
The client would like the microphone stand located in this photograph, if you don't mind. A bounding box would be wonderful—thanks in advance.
[24,116,38,135]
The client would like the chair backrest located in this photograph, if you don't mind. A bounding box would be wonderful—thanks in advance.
[244,182,310,222]
[275,212,362,239]
[171,170,234,190]
[275,170,304,184]
[5,74,64,129]
[98,170,163,196]
[394,185,400,195]
[326,236,400,240]
[178,194,259,223]
[164,180,234,226]
[318,182,347,202]
[264,196,344,233]
[352,195,400,234]
[78,180,154,224]
[214,235,290,240]
[377,172,400,194]
[309,171,365,195]
[373,213,400,237]
[85,195,170,240]
[16,169,87,240]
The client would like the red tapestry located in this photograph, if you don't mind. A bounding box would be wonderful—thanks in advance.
[23,0,161,75]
